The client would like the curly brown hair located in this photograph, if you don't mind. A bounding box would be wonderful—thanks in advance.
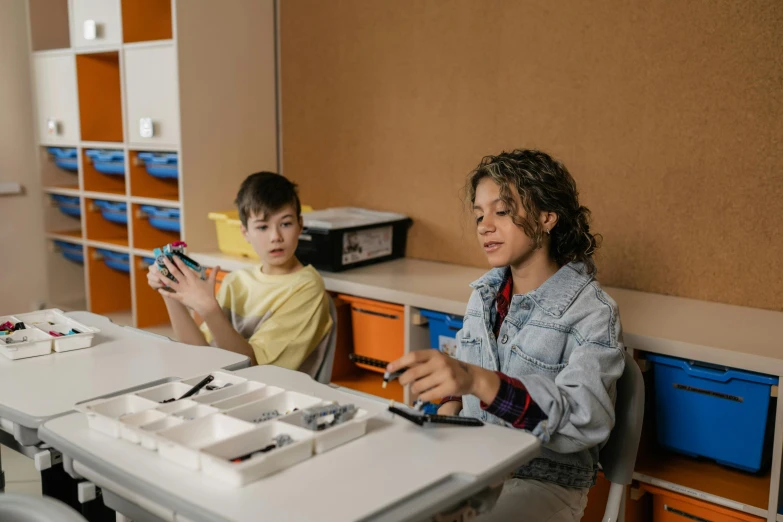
[466,149,601,274]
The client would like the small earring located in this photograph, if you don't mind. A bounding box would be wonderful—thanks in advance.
[545,229,550,235]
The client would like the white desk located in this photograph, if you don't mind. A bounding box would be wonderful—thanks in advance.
[190,255,783,520]
[0,312,249,448]
[39,365,541,522]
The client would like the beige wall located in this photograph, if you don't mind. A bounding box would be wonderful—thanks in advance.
[280,0,783,311]
[0,0,47,314]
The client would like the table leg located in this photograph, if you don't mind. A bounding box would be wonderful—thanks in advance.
[0,447,5,492]
[81,488,116,522]
[41,462,80,511]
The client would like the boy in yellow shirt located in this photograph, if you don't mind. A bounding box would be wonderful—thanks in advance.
[146,172,332,370]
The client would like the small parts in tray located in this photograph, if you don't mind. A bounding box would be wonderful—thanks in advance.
[0,310,97,360]
[158,376,233,404]
[348,353,388,370]
[154,241,207,288]
[1,334,28,345]
[301,403,357,431]
[179,374,215,399]
[348,353,403,389]
[48,329,82,337]
[388,403,484,427]
[230,434,294,463]
[251,409,283,423]
[3,318,82,338]
[1,320,29,344]
[160,376,210,403]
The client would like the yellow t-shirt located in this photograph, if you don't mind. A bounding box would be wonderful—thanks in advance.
[200,265,333,370]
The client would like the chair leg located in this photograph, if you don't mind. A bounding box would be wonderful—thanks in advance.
[602,482,625,522]
[618,488,627,522]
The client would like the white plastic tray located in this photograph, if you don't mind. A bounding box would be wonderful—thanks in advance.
[200,421,314,486]
[158,414,256,470]
[0,318,52,360]
[0,309,99,360]
[77,369,379,486]
[16,308,98,353]
[281,406,371,454]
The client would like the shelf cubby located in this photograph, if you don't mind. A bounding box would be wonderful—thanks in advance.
[87,246,131,315]
[85,197,129,246]
[76,52,123,143]
[632,352,773,516]
[45,193,82,236]
[133,255,171,328]
[82,148,126,194]
[131,202,180,251]
[122,0,173,44]
[40,146,79,189]
[29,0,70,51]
[129,150,178,200]
[46,239,86,311]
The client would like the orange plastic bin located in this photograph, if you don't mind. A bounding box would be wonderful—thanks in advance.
[338,295,404,373]
[646,485,764,522]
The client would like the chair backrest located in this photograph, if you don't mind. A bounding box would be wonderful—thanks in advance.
[315,294,339,384]
[600,350,645,485]
[298,294,338,384]
[0,493,87,522]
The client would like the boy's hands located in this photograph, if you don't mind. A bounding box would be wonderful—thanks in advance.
[156,256,221,317]
[147,263,169,290]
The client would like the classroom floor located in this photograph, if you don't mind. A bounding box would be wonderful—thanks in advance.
[1,316,175,496]
[1,445,40,495]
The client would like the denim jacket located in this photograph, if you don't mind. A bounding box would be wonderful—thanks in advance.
[456,262,625,489]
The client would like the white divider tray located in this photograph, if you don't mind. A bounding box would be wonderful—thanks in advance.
[76,370,375,486]
[0,316,53,360]
[0,309,98,360]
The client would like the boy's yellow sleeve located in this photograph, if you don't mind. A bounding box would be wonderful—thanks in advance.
[247,281,331,369]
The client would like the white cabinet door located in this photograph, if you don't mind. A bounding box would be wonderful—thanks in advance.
[71,0,122,48]
[124,45,180,147]
[33,53,79,144]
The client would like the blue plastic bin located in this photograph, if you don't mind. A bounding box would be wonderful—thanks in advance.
[646,354,778,473]
[141,205,180,232]
[137,152,178,179]
[86,149,125,176]
[93,200,128,225]
[47,147,78,172]
[420,309,463,357]
[97,249,130,273]
[54,241,83,264]
[51,194,81,217]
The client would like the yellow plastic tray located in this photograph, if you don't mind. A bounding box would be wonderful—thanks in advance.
[208,206,312,259]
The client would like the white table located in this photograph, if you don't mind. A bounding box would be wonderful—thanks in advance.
[0,311,249,453]
[39,365,541,522]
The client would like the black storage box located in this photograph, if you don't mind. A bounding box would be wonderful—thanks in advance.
[295,208,412,272]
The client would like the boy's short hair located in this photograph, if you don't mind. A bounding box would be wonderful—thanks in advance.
[235,172,302,226]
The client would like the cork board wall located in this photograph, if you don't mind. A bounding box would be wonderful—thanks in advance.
[280,0,783,311]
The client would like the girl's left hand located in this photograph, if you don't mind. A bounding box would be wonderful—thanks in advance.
[157,256,220,317]
[387,349,477,403]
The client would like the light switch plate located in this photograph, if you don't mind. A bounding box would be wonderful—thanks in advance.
[83,19,97,40]
[46,118,59,135]
[139,117,154,138]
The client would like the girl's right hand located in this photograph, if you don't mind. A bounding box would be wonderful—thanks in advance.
[147,264,169,291]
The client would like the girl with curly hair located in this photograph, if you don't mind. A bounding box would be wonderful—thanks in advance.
[388,149,625,521]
